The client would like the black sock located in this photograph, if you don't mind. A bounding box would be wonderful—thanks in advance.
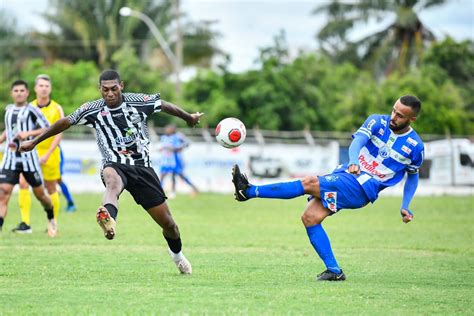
[44,206,54,220]
[164,236,182,253]
[0,217,4,228]
[104,203,118,220]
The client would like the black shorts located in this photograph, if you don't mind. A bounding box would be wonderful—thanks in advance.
[101,162,167,210]
[0,168,43,187]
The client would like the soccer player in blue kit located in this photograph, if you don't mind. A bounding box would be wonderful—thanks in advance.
[232,95,424,281]
[159,124,198,198]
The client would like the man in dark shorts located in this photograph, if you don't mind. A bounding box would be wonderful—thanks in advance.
[0,80,56,236]
[21,70,203,274]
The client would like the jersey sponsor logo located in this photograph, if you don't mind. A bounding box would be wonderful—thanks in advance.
[115,127,138,145]
[401,145,412,154]
[407,137,418,146]
[324,192,338,212]
[381,119,387,126]
[358,155,386,178]
[367,119,376,129]
[378,128,384,136]
[112,112,124,117]
[379,145,390,159]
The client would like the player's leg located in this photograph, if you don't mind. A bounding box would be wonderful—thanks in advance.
[58,178,76,212]
[44,180,60,223]
[12,174,32,233]
[176,172,199,196]
[131,166,191,274]
[301,198,345,281]
[30,183,56,237]
[232,164,319,201]
[59,148,76,212]
[41,158,61,224]
[96,166,125,240]
[169,172,177,198]
[0,183,15,232]
[147,202,192,274]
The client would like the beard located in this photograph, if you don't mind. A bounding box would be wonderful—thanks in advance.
[389,120,410,132]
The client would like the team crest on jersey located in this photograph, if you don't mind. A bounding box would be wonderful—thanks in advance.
[324,192,338,212]
[324,175,339,182]
[401,145,412,154]
[407,137,418,146]
[379,145,391,159]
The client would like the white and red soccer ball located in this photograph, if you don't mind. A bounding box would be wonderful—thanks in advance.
[215,118,246,148]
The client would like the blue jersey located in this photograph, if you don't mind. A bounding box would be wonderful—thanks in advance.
[338,114,424,202]
[159,132,188,170]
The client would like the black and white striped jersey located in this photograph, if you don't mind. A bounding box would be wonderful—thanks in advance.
[67,92,162,167]
[1,103,50,171]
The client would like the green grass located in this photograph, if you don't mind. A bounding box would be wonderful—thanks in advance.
[1,193,473,315]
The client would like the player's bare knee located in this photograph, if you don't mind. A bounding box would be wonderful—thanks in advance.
[105,178,122,194]
[301,176,319,195]
[301,210,318,226]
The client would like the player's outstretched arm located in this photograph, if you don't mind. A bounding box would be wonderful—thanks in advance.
[400,172,419,223]
[161,100,203,127]
[0,131,6,144]
[347,134,368,175]
[20,117,72,152]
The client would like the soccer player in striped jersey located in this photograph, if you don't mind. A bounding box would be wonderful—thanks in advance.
[21,70,203,274]
[13,74,66,234]
[231,95,424,281]
[0,80,56,236]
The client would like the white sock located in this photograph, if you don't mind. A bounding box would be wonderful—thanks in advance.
[169,249,185,262]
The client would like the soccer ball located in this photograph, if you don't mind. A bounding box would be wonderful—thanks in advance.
[215,118,246,148]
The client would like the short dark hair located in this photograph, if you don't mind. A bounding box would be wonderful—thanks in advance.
[99,69,121,83]
[400,95,421,115]
[11,80,28,90]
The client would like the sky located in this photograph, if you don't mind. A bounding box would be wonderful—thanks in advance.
[1,0,473,73]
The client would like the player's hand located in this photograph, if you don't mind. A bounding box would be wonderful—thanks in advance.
[348,164,361,175]
[187,112,204,127]
[400,209,414,223]
[39,154,50,165]
[15,131,29,140]
[19,140,36,152]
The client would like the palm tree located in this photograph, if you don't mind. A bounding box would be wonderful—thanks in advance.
[314,0,446,76]
[40,0,221,70]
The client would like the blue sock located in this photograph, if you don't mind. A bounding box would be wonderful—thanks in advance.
[59,181,74,205]
[306,224,341,274]
[246,180,304,199]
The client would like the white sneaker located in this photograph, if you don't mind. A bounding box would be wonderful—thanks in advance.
[47,219,57,238]
[96,206,116,240]
[168,249,192,274]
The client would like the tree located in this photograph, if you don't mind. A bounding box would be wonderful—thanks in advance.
[314,0,445,76]
[41,0,222,70]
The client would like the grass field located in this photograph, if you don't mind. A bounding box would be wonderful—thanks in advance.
[0,193,473,315]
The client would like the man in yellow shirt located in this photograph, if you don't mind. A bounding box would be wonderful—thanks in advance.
[12,74,63,234]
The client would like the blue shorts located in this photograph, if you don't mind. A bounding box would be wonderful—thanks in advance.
[314,170,370,213]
